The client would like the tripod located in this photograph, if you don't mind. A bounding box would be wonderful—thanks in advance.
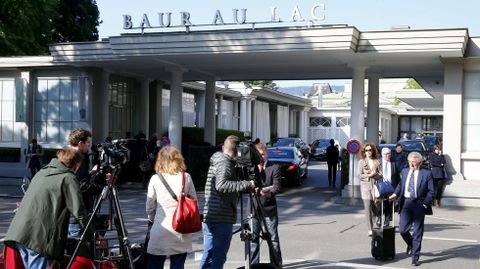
[237,167,281,269]
[67,164,136,269]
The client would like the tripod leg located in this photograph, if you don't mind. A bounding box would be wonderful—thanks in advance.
[67,185,109,269]
[111,186,136,269]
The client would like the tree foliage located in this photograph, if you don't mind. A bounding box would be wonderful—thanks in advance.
[0,0,100,56]
[244,80,279,90]
[404,78,422,89]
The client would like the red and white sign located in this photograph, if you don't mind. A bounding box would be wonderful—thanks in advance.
[346,139,361,154]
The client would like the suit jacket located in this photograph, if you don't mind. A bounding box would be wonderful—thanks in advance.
[394,167,434,215]
[257,161,282,217]
[379,160,400,189]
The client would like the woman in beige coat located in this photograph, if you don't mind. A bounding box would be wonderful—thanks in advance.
[146,146,197,269]
[357,143,381,236]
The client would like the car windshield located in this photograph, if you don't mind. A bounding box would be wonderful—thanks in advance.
[272,139,295,147]
[317,140,330,147]
[401,142,425,151]
[268,149,294,159]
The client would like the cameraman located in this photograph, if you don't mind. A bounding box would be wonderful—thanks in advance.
[200,135,256,269]
[251,143,283,266]
[68,128,105,238]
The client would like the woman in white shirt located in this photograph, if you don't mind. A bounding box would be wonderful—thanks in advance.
[146,146,197,269]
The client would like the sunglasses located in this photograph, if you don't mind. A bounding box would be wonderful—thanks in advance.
[365,149,372,152]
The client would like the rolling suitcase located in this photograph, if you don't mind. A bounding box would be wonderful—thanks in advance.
[371,198,395,260]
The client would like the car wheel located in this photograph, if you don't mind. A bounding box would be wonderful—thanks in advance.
[296,175,303,186]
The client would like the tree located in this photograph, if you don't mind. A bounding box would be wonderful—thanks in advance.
[404,78,422,89]
[0,0,100,56]
[244,80,279,90]
[52,0,100,43]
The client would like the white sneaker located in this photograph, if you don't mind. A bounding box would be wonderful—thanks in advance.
[368,230,373,236]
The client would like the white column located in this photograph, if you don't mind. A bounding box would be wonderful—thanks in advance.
[154,81,164,136]
[232,99,239,130]
[20,71,32,165]
[367,75,380,145]
[204,79,216,145]
[289,109,296,135]
[167,68,185,150]
[443,62,464,180]
[239,97,247,132]
[91,69,109,144]
[246,99,252,132]
[299,108,308,141]
[343,66,366,199]
[139,79,150,135]
[217,95,224,129]
[252,100,258,139]
[195,92,205,127]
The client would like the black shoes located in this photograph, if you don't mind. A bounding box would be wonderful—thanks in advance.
[406,245,413,255]
[411,260,420,266]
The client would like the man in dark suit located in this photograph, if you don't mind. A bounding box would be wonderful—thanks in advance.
[389,151,434,266]
[251,143,282,266]
[378,147,400,226]
[326,139,339,188]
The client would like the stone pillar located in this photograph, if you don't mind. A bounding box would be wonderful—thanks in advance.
[139,79,150,135]
[343,66,366,199]
[232,99,239,130]
[367,75,380,145]
[246,99,252,132]
[204,79,216,146]
[151,81,164,137]
[167,68,185,150]
[443,61,464,180]
[217,94,223,129]
[195,92,205,127]
[289,109,296,136]
[239,97,247,132]
[19,71,32,165]
[91,69,110,144]
[299,108,308,141]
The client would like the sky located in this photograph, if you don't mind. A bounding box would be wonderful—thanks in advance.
[96,0,480,87]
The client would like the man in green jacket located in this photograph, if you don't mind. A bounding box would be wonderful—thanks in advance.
[5,147,89,269]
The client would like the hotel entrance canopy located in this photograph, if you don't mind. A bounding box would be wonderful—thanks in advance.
[49,25,469,82]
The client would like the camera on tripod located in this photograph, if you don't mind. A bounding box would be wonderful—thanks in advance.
[236,141,263,184]
[97,139,130,174]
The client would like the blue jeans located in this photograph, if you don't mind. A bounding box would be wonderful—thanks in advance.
[147,253,187,269]
[199,223,233,269]
[250,215,282,265]
[16,243,51,269]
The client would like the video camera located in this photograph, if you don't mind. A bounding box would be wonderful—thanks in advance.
[97,139,130,170]
[236,141,263,184]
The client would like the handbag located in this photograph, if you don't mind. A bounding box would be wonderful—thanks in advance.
[373,180,394,198]
[442,167,448,179]
[158,172,202,234]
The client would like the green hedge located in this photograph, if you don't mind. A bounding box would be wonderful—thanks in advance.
[182,127,245,189]
[0,148,20,162]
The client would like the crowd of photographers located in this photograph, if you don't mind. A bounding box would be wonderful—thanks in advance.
[4,129,281,269]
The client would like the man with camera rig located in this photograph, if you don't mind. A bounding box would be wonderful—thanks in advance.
[200,135,256,269]
[250,143,283,266]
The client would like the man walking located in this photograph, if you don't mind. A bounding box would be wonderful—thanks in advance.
[326,139,339,188]
[389,152,434,266]
[378,147,400,226]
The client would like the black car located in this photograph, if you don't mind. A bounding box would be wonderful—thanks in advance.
[310,138,341,160]
[396,139,430,166]
[267,137,310,160]
[267,147,308,186]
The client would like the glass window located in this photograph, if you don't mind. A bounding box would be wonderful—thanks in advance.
[108,76,134,139]
[336,117,350,127]
[400,117,410,132]
[34,78,83,143]
[310,117,331,127]
[0,79,22,142]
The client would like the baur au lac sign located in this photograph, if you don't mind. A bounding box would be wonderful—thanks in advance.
[123,4,326,31]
